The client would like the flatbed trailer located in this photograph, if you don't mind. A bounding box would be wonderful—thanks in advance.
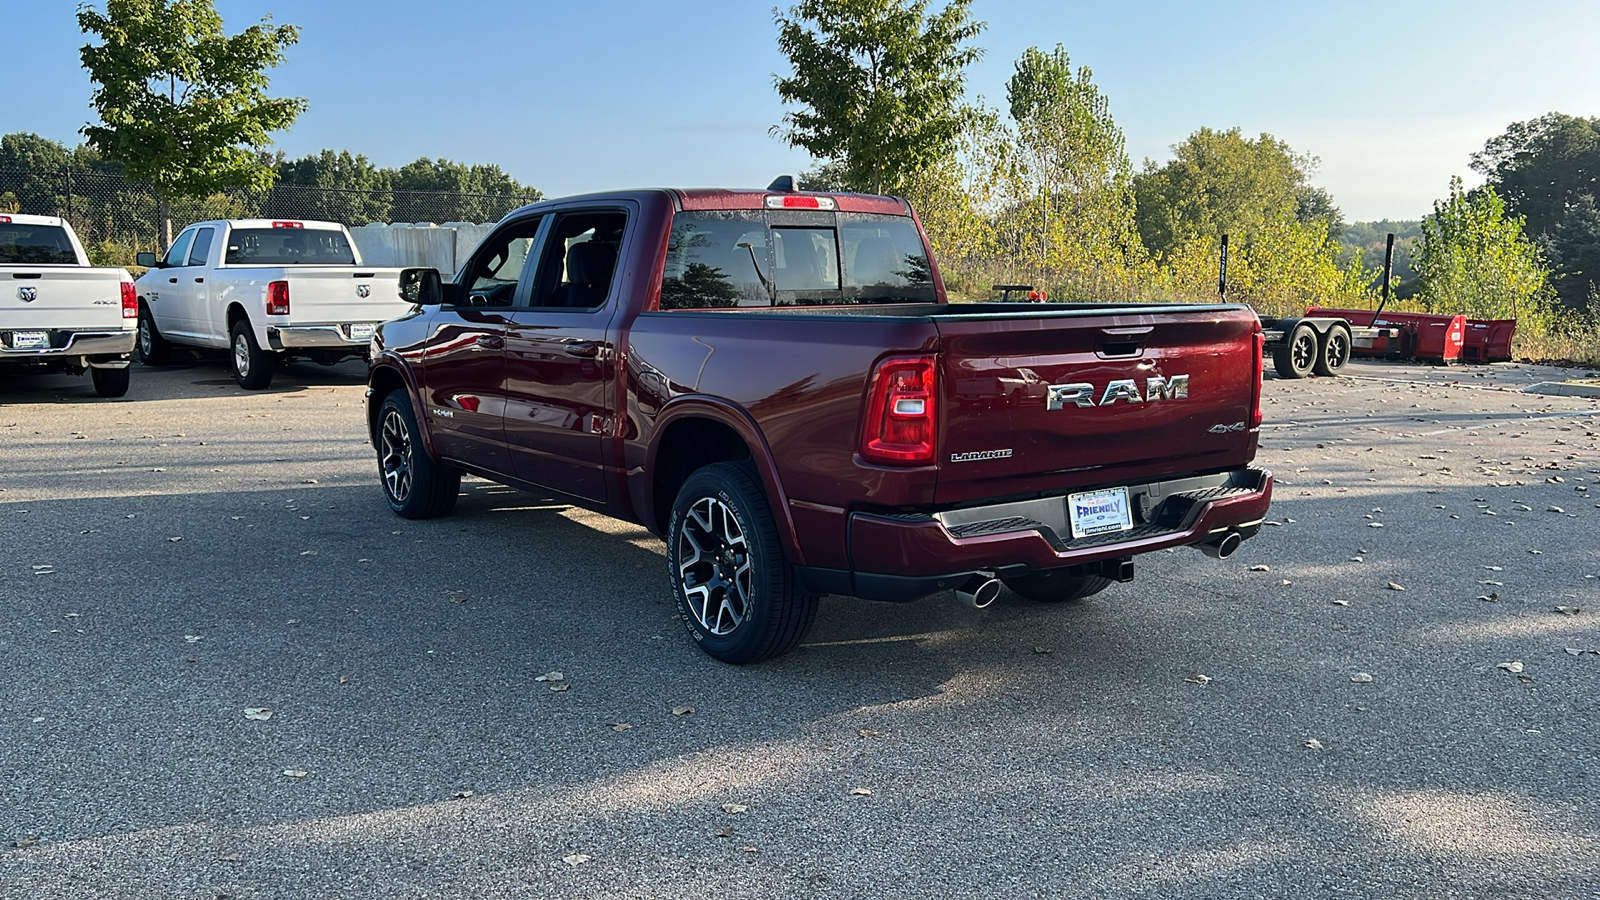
[1258,315,1402,378]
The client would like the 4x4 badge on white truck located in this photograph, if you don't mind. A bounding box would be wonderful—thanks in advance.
[17,287,36,302]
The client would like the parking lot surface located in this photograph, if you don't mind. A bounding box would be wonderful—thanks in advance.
[2,355,1598,899]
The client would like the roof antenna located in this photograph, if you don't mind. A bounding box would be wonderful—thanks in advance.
[767,175,796,192]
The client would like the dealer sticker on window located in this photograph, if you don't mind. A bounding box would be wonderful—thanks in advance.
[1067,486,1133,539]
[11,331,48,351]
[346,323,375,341]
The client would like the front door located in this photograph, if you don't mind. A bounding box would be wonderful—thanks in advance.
[502,207,629,503]
[414,214,545,477]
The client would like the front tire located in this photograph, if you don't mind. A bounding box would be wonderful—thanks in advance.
[376,392,460,519]
[1272,323,1317,379]
[1001,569,1111,603]
[90,365,131,398]
[667,462,816,664]
[229,320,274,390]
[137,305,171,366]
[1314,325,1351,376]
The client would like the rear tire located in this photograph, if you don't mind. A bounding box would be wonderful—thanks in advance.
[90,366,130,398]
[667,461,816,664]
[137,305,171,366]
[1272,323,1317,379]
[229,320,274,390]
[376,392,460,519]
[1001,569,1111,603]
[1314,325,1351,376]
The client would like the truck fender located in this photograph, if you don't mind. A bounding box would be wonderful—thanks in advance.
[645,396,806,567]
[365,354,433,454]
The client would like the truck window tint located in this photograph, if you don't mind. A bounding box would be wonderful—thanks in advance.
[224,228,357,265]
[187,227,215,267]
[529,210,625,309]
[772,227,839,293]
[840,215,935,303]
[163,230,196,268]
[465,216,541,307]
[659,211,770,309]
[0,225,77,264]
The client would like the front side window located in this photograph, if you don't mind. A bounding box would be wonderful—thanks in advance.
[224,228,356,265]
[0,224,77,265]
[465,216,541,307]
[660,211,769,309]
[163,230,196,268]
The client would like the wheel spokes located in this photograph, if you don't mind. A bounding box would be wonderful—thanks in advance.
[677,495,750,636]
[379,410,412,502]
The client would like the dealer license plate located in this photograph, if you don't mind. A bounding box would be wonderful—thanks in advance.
[11,331,47,351]
[347,323,375,341]
[1067,487,1133,539]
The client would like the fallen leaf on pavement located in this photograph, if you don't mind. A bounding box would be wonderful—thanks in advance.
[1556,606,1581,616]
[1248,564,1270,572]
[850,787,873,796]
[534,672,564,682]
[563,854,591,867]
[243,708,273,721]
[1304,739,1324,750]
[715,826,734,838]
[1497,661,1524,673]
[1386,583,1406,591]
[722,803,748,814]
[672,706,694,716]
[611,723,632,732]
[281,769,307,778]
[1185,673,1212,685]
[1351,673,1373,683]
[549,683,570,693]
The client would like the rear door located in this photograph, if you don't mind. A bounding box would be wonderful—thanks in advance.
[502,206,629,502]
[932,307,1261,506]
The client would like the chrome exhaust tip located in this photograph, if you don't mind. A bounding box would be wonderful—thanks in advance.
[1199,531,1244,559]
[955,573,1002,609]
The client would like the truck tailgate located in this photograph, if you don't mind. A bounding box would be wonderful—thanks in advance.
[933,306,1261,506]
[1,268,129,332]
[232,267,409,324]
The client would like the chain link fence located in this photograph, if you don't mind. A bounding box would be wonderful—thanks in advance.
[0,167,539,266]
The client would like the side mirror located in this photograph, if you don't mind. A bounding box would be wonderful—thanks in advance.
[135,252,159,268]
[399,267,460,306]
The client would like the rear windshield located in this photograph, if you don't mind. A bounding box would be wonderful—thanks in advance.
[225,228,356,265]
[0,224,77,265]
[660,210,935,309]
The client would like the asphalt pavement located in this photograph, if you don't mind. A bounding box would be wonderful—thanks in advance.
[1,354,1597,899]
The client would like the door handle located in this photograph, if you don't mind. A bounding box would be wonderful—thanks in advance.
[194,277,204,284]
[564,342,600,358]
[167,277,177,283]
[476,335,504,349]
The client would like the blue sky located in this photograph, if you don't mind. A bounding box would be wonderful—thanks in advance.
[4,0,1598,221]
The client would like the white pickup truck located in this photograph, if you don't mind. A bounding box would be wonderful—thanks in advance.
[134,219,410,389]
[0,213,137,397]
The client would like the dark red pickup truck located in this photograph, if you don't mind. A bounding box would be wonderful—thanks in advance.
[366,185,1272,663]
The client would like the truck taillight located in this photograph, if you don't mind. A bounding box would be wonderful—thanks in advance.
[121,281,137,318]
[1251,328,1265,429]
[861,355,937,465]
[267,281,290,315]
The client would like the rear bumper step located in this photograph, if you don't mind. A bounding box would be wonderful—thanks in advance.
[810,467,1272,602]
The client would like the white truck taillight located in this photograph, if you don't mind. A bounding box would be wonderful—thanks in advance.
[121,281,137,318]
[860,355,937,465]
[267,280,290,315]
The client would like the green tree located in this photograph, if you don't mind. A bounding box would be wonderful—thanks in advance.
[78,0,306,247]
[773,0,984,195]
[1471,113,1600,310]
[266,149,394,224]
[1416,177,1549,321]
[995,44,1144,293]
[389,158,539,223]
[1132,127,1334,257]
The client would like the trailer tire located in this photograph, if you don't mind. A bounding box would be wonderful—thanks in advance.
[1272,323,1317,379]
[1314,325,1351,376]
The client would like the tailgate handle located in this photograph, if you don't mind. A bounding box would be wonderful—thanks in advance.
[1098,325,1151,358]
[10,273,41,279]
[353,272,375,278]
[475,335,504,350]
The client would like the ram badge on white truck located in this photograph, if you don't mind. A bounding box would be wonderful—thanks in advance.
[0,214,137,397]
[134,219,409,389]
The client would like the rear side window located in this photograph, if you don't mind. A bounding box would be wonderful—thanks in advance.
[0,224,77,264]
[225,228,356,265]
[658,210,934,309]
